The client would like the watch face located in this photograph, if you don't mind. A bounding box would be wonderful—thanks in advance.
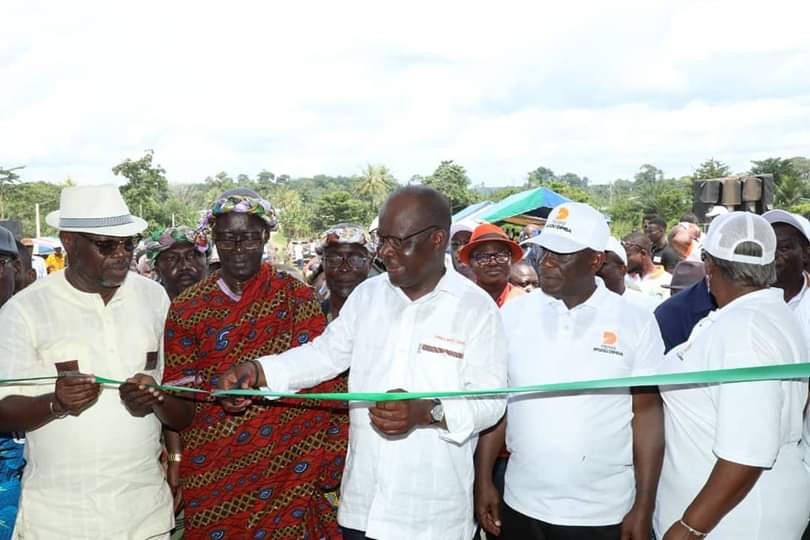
[431,402,444,422]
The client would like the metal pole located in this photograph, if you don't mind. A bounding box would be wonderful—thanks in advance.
[35,203,41,238]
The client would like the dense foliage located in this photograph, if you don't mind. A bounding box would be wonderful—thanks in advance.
[2,154,809,240]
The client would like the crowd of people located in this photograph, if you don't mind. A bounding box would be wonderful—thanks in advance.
[0,183,808,540]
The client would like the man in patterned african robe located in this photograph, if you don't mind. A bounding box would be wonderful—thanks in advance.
[163,189,348,540]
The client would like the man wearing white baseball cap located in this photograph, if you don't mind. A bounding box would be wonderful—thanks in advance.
[0,184,184,539]
[475,202,665,540]
[762,209,810,310]
[597,236,658,311]
[654,211,810,539]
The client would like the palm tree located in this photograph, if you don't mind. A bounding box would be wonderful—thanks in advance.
[357,164,397,212]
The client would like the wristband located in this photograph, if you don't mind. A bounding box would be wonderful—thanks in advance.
[679,519,708,537]
[167,453,182,463]
[49,399,68,419]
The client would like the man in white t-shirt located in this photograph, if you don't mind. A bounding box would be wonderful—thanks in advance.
[475,202,665,540]
[762,209,810,316]
[655,212,810,539]
[623,231,672,303]
[597,236,658,311]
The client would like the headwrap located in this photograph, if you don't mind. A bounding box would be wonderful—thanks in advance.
[145,226,209,262]
[200,189,278,233]
[319,223,373,254]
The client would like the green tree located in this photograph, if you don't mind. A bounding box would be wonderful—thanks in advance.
[357,164,397,212]
[693,158,731,180]
[527,166,556,186]
[273,188,314,240]
[750,157,796,186]
[422,160,477,212]
[558,172,588,189]
[0,165,25,219]
[112,150,171,229]
[312,190,369,232]
[634,164,664,184]
[775,174,807,210]
[2,180,63,236]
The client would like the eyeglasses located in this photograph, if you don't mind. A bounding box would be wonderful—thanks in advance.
[215,232,267,251]
[540,250,576,264]
[324,254,370,270]
[470,251,511,265]
[377,225,439,252]
[77,233,139,255]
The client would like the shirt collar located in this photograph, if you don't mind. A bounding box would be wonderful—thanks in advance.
[786,272,810,306]
[708,287,780,320]
[541,279,607,312]
[384,266,468,303]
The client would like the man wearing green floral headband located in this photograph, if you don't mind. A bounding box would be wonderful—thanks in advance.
[320,223,373,321]
[159,188,347,539]
[145,226,209,301]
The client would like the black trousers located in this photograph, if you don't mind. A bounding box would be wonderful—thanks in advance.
[341,526,375,540]
[500,503,621,540]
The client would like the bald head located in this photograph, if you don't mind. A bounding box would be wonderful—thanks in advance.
[381,185,451,236]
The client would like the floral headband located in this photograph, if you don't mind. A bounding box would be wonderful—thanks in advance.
[319,223,373,253]
[145,226,209,262]
[199,194,278,234]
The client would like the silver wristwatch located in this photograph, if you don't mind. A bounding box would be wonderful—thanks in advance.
[430,398,444,424]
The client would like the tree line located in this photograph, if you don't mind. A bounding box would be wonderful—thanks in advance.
[2,153,809,241]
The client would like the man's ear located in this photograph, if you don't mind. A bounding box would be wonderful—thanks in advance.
[591,251,606,272]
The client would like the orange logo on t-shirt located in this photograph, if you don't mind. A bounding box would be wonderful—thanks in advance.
[556,207,570,220]
[602,331,617,346]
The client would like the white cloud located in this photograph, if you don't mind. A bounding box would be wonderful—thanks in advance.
[1,0,809,187]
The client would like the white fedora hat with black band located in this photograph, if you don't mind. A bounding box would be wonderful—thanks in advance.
[46,185,148,237]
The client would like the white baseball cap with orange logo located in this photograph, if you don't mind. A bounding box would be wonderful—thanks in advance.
[526,202,610,254]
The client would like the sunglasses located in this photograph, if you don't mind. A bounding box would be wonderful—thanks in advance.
[77,233,140,256]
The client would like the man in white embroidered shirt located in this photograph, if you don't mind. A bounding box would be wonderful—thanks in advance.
[218,186,508,540]
[475,202,665,540]
[0,185,184,539]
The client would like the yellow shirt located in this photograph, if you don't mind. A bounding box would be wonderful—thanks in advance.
[45,252,65,273]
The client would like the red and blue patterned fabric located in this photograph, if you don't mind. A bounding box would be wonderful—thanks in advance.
[164,263,348,540]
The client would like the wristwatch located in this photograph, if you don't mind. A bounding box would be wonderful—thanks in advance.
[167,453,182,463]
[430,399,444,424]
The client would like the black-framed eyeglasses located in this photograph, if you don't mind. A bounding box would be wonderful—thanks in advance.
[77,233,140,256]
[324,254,371,270]
[470,251,511,266]
[377,225,439,252]
[214,232,267,251]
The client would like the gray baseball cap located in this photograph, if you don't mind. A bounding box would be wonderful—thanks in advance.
[0,225,19,257]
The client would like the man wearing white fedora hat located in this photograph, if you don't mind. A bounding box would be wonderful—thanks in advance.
[0,184,187,539]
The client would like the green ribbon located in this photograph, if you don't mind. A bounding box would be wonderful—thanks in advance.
[3,363,810,401]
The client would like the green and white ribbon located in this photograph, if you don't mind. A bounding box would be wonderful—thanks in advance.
[2,363,810,402]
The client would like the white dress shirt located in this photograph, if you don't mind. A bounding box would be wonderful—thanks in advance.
[0,272,174,540]
[655,289,810,539]
[500,283,664,526]
[258,268,508,540]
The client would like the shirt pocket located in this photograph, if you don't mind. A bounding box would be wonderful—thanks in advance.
[413,336,466,389]
[37,340,91,376]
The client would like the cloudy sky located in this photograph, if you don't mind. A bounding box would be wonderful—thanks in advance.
[2,1,809,187]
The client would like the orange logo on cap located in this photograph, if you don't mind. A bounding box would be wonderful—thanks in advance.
[602,331,617,346]
[556,207,570,220]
